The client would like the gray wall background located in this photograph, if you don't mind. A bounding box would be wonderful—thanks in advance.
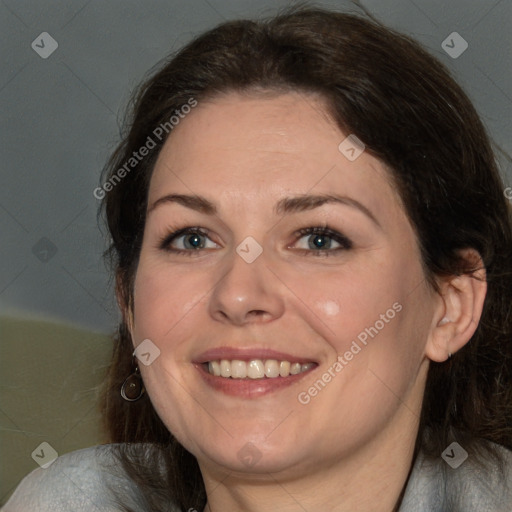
[1,0,511,334]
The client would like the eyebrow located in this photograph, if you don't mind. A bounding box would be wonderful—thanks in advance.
[147,193,381,227]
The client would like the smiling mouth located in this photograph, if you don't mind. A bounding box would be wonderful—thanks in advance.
[204,359,317,379]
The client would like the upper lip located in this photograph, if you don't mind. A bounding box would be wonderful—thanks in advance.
[193,346,319,364]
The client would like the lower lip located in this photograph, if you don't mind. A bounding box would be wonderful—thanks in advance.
[195,363,317,398]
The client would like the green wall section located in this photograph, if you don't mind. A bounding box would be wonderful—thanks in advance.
[0,316,113,505]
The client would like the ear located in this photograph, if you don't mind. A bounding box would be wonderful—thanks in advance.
[425,249,487,362]
[115,270,135,335]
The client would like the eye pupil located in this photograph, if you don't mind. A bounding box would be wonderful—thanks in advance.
[186,233,203,249]
[310,234,330,250]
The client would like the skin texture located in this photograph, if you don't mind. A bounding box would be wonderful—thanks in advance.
[126,92,487,512]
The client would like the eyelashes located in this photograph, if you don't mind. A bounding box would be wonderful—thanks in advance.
[158,226,213,254]
[158,225,353,257]
[293,226,353,255]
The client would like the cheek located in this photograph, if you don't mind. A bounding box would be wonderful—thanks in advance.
[296,260,427,425]
[314,299,340,317]
[302,250,425,369]
[131,260,207,348]
[130,261,209,439]
[304,267,403,350]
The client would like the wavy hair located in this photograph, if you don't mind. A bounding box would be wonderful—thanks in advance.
[98,5,512,511]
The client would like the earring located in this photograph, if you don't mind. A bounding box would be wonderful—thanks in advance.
[121,364,145,401]
[448,352,452,359]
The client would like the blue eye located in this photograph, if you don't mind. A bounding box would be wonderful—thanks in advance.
[294,227,352,256]
[159,225,352,257]
[159,227,215,253]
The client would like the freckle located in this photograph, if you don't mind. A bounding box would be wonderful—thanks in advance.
[318,300,340,316]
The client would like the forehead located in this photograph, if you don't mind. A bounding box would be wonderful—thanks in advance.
[148,91,401,220]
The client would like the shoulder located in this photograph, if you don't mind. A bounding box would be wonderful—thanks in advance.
[399,441,512,512]
[2,444,144,512]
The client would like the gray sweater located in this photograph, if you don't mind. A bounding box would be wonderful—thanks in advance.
[3,442,512,511]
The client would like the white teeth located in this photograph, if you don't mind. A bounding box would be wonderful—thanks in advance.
[290,362,302,375]
[264,359,280,378]
[209,361,221,377]
[231,359,247,378]
[279,361,291,377]
[220,359,231,378]
[205,359,315,379]
[247,360,265,379]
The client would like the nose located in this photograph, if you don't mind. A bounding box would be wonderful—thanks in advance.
[208,244,285,326]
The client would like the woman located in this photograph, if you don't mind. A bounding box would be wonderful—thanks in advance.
[5,5,512,512]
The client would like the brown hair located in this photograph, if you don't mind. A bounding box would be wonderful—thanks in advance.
[99,5,512,511]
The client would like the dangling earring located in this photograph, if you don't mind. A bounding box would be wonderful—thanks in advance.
[121,363,145,402]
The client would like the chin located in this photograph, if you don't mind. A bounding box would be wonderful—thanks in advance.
[193,435,312,476]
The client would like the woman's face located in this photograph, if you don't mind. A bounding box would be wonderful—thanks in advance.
[131,91,438,476]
